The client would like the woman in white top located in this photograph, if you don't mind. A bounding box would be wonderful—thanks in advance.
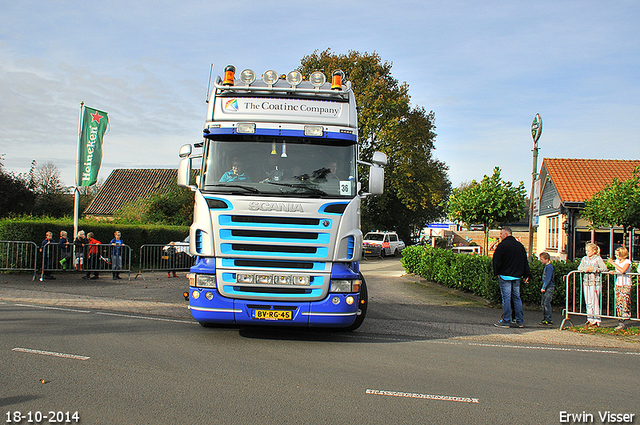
[578,243,608,327]
[607,247,632,330]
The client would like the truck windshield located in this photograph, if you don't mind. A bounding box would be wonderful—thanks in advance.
[364,234,385,241]
[202,135,357,198]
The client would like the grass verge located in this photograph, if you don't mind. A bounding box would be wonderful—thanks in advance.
[565,324,640,343]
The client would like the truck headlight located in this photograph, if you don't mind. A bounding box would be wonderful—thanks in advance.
[196,274,217,288]
[330,279,361,293]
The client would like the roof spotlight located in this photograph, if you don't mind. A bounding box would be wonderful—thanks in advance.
[309,71,326,88]
[286,70,303,87]
[239,69,256,85]
[262,70,279,86]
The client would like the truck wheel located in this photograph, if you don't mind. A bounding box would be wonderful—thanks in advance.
[344,275,368,331]
[393,249,399,257]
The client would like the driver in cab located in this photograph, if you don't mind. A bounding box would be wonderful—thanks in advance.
[220,161,250,182]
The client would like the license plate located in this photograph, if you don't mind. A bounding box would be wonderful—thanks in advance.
[254,310,292,320]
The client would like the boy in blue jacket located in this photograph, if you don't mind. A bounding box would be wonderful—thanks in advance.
[539,252,555,325]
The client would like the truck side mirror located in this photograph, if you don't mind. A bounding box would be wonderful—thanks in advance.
[368,151,386,195]
[178,144,194,189]
[372,151,387,166]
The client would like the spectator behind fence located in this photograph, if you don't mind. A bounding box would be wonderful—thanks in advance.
[607,247,632,330]
[84,232,101,280]
[165,241,178,278]
[577,243,608,328]
[539,252,555,326]
[58,230,73,269]
[110,230,124,280]
[492,227,530,328]
[40,231,56,281]
[74,230,87,271]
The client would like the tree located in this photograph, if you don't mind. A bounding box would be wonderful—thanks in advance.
[582,169,640,250]
[298,49,451,240]
[29,161,73,217]
[0,154,36,217]
[447,167,527,255]
[114,182,194,226]
[32,161,66,195]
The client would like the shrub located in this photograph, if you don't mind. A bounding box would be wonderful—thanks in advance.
[401,245,581,305]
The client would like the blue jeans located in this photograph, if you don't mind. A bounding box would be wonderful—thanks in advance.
[541,285,554,322]
[499,277,523,324]
[111,254,122,271]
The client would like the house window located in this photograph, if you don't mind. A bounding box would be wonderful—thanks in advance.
[547,216,560,250]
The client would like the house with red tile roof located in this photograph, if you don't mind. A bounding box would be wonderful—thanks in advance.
[536,158,640,261]
[83,169,178,219]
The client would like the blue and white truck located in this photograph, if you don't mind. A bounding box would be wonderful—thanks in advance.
[178,65,386,330]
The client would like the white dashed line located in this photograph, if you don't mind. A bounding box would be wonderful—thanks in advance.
[95,311,197,324]
[13,303,91,314]
[366,388,479,404]
[12,347,90,360]
[467,342,640,356]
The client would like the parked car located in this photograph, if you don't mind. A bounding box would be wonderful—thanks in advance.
[363,231,405,257]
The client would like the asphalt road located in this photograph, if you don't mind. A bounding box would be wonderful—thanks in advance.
[1,259,638,424]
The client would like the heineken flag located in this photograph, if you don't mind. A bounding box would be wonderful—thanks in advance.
[76,106,108,186]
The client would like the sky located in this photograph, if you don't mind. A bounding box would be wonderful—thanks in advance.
[1,0,639,193]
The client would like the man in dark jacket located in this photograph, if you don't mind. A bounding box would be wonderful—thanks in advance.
[492,227,530,328]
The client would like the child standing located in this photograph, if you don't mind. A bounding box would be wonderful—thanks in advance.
[607,247,632,330]
[74,230,87,271]
[539,252,555,325]
[110,230,124,280]
[40,231,56,281]
[85,232,101,280]
[58,230,73,269]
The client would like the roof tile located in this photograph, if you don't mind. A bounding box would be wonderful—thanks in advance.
[542,159,640,203]
[83,169,177,216]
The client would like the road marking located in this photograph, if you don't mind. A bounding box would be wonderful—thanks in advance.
[467,342,640,356]
[8,302,195,324]
[366,388,479,404]
[12,347,90,360]
[95,311,197,325]
[13,303,91,314]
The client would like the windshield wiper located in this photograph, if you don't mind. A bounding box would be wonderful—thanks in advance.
[263,181,328,196]
[209,184,261,194]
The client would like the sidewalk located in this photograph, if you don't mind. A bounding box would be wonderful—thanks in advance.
[0,270,191,319]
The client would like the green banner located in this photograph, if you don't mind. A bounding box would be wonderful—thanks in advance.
[76,106,108,186]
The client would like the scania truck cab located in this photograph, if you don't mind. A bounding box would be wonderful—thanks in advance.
[178,65,386,330]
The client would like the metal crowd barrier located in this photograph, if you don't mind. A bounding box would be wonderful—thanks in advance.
[136,243,195,279]
[560,270,639,329]
[39,243,132,281]
[0,241,39,279]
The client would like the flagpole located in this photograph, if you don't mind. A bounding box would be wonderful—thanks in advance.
[73,102,84,239]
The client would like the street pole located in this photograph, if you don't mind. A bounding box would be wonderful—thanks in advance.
[528,113,542,257]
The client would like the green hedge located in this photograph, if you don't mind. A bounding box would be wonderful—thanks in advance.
[0,217,189,265]
[401,245,582,305]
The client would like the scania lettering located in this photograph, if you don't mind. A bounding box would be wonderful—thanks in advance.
[178,66,386,330]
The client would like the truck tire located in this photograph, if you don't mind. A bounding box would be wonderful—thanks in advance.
[343,274,368,331]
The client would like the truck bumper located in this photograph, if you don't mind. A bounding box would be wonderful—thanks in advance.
[188,288,360,328]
